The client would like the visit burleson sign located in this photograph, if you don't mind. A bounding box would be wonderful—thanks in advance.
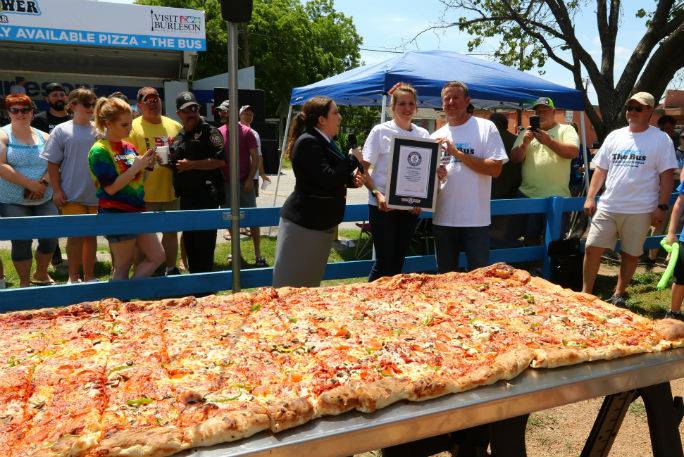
[0,0,206,51]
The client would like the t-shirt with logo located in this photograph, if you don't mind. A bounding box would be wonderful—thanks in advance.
[219,122,257,183]
[514,123,579,198]
[40,120,98,206]
[127,116,182,203]
[430,116,508,227]
[592,126,677,214]
[31,111,71,134]
[88,139,145,212]
[362,120,430,206]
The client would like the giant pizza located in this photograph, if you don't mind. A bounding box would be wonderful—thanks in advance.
[2,263,683,456]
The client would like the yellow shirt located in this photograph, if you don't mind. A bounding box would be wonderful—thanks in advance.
[515,123,579,198]
[127,116,182,202]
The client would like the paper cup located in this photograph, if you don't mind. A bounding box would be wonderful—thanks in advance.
[155,145,170,165]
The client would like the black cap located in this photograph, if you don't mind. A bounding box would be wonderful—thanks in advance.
[176,91,199,110]
[45,83,66,95]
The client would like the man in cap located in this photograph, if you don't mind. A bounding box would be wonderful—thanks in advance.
[216,100,264,267]
[127,87,183,275]
[169,91,226,275]
[511,96,580,244]
[582,92,677,305]
[32,82,72,271]
[32,83,71,134]
[239,104,271,194]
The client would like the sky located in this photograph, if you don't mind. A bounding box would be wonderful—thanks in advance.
[104,0,677,104]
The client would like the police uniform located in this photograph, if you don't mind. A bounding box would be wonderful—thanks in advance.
[170,118,226,273]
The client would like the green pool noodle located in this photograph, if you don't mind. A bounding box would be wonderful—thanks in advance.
[657,239,680,290]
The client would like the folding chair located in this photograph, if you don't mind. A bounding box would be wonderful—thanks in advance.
[355,221,373,258]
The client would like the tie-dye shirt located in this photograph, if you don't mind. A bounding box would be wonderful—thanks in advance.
[88,139,145,212]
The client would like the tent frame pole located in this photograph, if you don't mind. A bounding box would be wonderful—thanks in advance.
[269,105,294,236]
[380,94,387,123]
[579,112,590,193]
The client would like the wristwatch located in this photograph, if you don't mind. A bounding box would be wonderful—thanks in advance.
[39,178,49,186]
[658,203,669,211]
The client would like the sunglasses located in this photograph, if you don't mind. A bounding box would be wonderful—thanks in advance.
[8,107,32,115]
[180,105,199,113]
[625,105,644,113]
[142,95,160,104]
[81,102,96,109]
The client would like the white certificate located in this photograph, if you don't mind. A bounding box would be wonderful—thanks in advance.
[395,145,432,198]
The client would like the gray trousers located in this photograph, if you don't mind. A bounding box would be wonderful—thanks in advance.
[272,218,335,288]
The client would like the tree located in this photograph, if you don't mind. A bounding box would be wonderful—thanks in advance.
[136,0,362,117]
[414,1,684,141]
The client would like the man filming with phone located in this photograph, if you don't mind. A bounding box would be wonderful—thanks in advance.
[511,96,579,244]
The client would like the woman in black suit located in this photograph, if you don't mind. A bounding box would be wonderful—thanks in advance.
[272,96,363,287]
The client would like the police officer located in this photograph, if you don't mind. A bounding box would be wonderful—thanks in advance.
[169,91,226,273]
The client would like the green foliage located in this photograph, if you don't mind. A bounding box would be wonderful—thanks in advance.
[136,0,362,116]
[455,0,556,71]
[337,105,381,148]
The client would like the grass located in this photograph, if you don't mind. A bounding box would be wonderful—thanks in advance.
[593,269,670,319]
[0,228,371,289]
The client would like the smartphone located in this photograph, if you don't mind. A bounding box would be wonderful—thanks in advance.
[529,115,540,131]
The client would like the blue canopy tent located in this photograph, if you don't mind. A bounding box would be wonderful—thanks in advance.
[289,50,584,110]
[275,50,590,203]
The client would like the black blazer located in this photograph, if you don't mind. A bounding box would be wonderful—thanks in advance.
[281,129,360,230]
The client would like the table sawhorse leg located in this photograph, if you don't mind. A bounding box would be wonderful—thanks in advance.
[581,382,683,457]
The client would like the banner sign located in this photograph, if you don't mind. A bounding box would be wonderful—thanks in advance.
[0,0,206,51]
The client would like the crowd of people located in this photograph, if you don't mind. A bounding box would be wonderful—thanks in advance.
[0,82,271,288]
[0,80,681,318]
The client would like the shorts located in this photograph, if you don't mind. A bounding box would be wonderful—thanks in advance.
[585,209,652,257]
[61,202,98,215]
[672,242,684,286]
[145,199,180,212]
[0,200,59,261]
[224,181,257,208]
[99,207,138,244]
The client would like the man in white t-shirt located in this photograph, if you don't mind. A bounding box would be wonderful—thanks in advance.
[430,81,508,272]
[583,92,677,305]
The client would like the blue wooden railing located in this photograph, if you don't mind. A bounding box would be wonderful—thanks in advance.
[0,195,674,312]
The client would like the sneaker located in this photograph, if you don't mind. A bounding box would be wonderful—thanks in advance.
[165,267,182,276]
[607,293,629,308]
[254,257,268,268]
[665,310,684,321]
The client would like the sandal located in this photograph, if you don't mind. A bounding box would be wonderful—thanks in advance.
[255,257,268,268]
[30,276,55,286]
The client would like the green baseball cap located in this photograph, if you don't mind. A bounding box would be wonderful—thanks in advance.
[532,96,555,109]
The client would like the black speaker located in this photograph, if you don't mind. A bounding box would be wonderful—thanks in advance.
[220,0,253,23]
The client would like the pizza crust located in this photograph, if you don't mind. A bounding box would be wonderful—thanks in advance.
[182,402,270,449]
[265,397,317,432]
[654,318,684,342]
[93,425,184,457]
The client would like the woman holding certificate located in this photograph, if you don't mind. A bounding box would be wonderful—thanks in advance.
[361,83,430,281]
[273,96,364,287]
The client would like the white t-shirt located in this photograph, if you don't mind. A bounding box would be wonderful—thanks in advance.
[362,120,430,205]
[592,126,677,214]
[430,116,507,227]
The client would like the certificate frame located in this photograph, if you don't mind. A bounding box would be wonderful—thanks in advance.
[385,136,440,211]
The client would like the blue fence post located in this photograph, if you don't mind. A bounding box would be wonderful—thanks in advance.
[543,196,564,278]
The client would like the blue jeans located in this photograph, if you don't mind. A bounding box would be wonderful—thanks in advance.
[368,205,419,281]
[433,225,490,273]
[0,200,58,261]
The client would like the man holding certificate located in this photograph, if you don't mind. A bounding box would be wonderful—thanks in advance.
[431,81,507,272]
